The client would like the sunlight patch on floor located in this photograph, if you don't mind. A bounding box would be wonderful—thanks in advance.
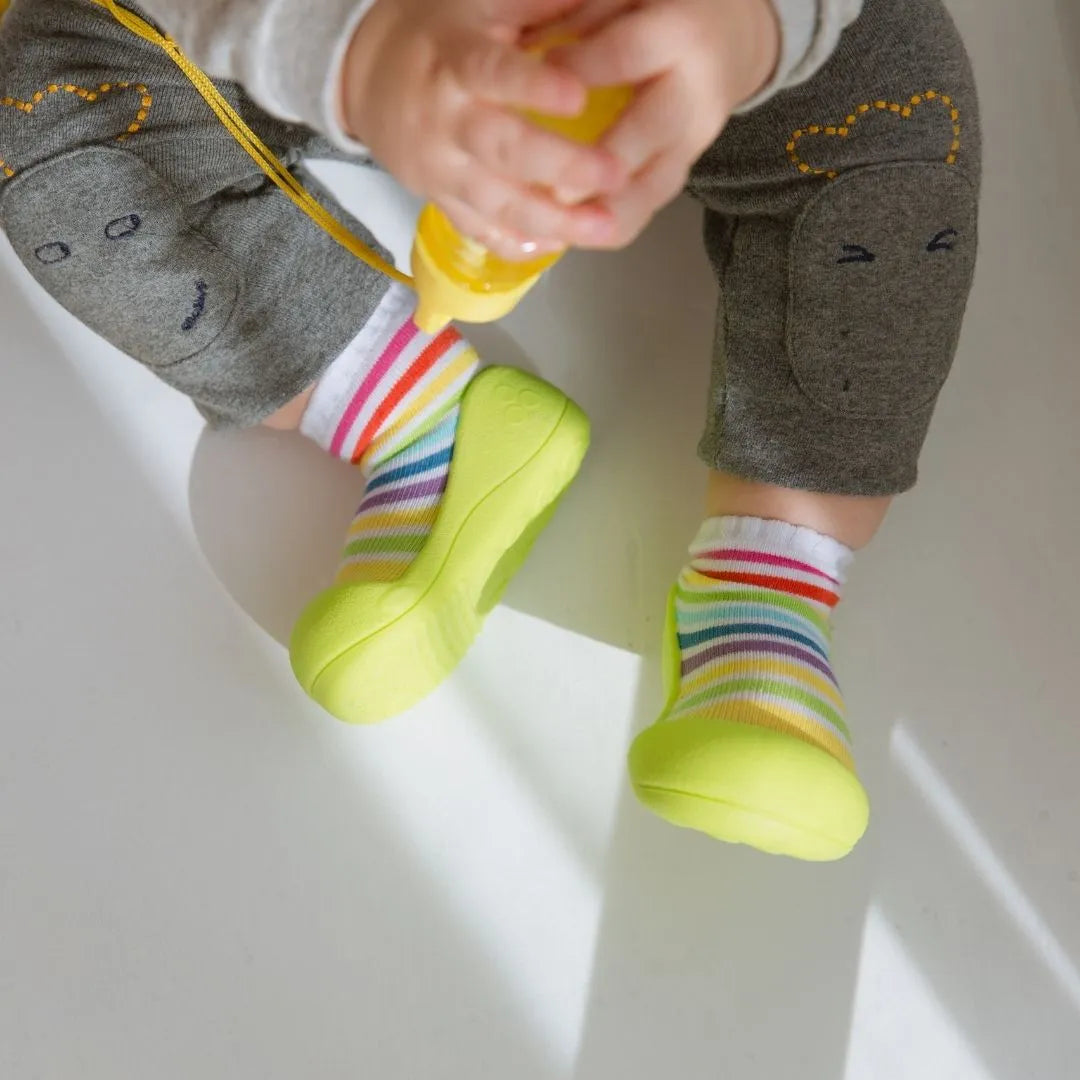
[336,621,639,1072]
[844,905,994,1080]
[892,725,1080,1014]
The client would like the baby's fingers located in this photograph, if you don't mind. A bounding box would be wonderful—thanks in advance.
[459,104,626,195]
[522,0,633,43]
[548,4,691,86]
[438,197,560,263]
[453,40,586,116]
[603,70,725,177]
[444,168,616,249]
[601,74,687,176]
[585,152,690,249]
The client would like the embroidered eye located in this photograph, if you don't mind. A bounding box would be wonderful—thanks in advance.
[927,228,958,252]
[105,213,142,240]
[837,244,876,264]
[35,241,72,265]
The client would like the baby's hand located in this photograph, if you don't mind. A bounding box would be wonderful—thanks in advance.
[340,0,627,259]
[550,0,781,248]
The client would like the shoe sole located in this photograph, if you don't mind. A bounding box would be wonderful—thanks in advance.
[290,367,590,724]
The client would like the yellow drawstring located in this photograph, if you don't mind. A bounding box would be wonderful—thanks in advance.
[88,0,414,288]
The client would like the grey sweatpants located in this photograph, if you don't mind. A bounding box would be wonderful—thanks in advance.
[0,0,980,496]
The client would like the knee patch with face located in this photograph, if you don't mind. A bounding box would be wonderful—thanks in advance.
[0,139,393,428]
[788,160,977,420]
[2,146,241,366]
[689,0,982,496]
[0,0,391,427]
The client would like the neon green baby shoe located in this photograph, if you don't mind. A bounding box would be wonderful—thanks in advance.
[290,367,589,724]
[629,516,871,861]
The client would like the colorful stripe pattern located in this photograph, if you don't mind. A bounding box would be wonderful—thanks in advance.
[336,409,458,584]
[669,517,856,772]
[330,322,477,474]
[300,285,480,585]
[302,283,478,476]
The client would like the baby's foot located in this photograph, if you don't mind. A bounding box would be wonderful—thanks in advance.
[291,291,589,723]
[629,516,869,861]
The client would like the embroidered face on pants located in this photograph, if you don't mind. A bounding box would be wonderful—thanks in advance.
[0,146,239,367]
[787,161,977,419]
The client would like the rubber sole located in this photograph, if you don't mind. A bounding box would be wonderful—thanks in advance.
[627,589,870,861]
[629,718,870,860]
[290,367,590,725]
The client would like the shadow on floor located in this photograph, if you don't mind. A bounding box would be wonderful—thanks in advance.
[0,277,572,1079]
[188,196,712,653]
[568,650,870,1080]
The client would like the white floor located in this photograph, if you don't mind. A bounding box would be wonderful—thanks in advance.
[3,2,1079,1077]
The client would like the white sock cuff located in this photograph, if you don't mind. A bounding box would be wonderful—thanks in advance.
[690,515,854,584]
[299,282,415,451]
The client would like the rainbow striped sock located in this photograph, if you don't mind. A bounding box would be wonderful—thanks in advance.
[301,284,479,583]
[336,408,458,584]
[670,516,857,772]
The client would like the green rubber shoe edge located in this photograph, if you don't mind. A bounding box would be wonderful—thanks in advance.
[628,587,870,861]
[290,366,590,725]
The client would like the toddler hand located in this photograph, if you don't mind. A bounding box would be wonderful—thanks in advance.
[549,0,781,248]
[340,0,628,259]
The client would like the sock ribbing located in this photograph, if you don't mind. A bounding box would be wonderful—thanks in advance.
[670,516,856,770]
[301,284,479,585]
[301,283,478,476]
[336,409,458,585]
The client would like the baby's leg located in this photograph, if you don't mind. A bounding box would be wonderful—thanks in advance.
[0,0,588,724]
[704,473,891,551]
[263,388,315,431]
[275,280,589,728]
[630,0,981,859]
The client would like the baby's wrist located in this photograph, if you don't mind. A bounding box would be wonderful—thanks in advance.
[724,0,783,107]
[337,0,388,143]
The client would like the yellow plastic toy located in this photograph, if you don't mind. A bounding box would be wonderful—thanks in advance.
[410,83,632,333]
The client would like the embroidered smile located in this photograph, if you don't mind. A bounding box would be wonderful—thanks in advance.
[182,279,208,332]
